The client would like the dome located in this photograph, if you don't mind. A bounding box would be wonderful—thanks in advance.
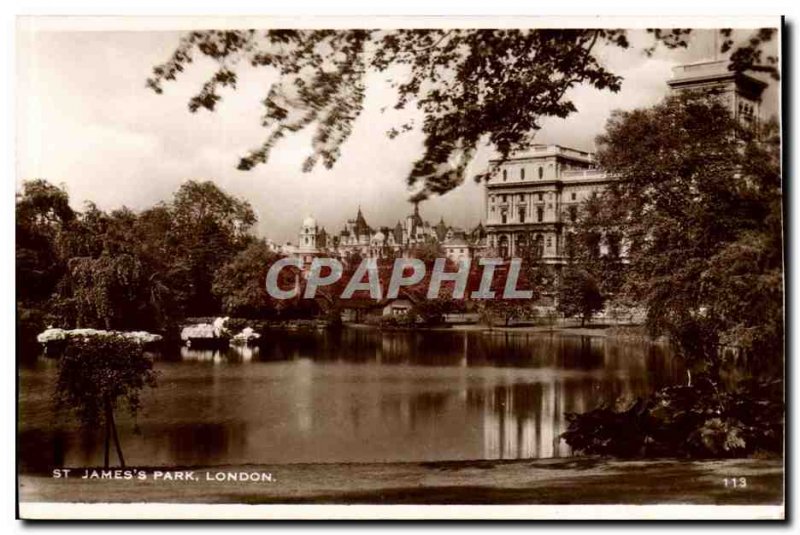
[372,231,385,243]
[302,215,316,228]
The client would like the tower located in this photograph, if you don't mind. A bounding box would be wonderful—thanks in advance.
[299,215,318,251]
[667,59,767,124]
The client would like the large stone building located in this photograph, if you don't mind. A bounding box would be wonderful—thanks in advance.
[667,58,767,126]
[294,204,488,263]
[484,58,768,265]
[484,144,612,263]
[289,60,768,268]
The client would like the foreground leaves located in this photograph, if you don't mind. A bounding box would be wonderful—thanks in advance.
[148,29,777,200]
[562,377,783,458]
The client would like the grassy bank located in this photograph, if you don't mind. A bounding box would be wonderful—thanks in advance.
[19,457,782,505]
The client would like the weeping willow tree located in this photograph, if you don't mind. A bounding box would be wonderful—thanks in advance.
[63,253,144,330]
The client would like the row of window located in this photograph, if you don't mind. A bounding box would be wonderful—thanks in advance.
[490,203,580,224]
[490,231,622,258]
[493,234,554,257]
[738,100,755,117]
[490,206,545,223]
[490,192,579,204]
[501,166,544,181]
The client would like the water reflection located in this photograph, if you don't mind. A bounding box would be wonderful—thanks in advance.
[18,330,682,470]
[245,329,663,371]
[179,344,260,363]
[475,380,616,459]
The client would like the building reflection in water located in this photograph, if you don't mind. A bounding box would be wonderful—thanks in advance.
[474,381,581,459]
[466,334,677,460]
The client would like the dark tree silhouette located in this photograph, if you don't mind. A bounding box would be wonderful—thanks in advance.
[557,268,605,327]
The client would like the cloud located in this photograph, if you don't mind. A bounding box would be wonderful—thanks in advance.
[17,28,780,244]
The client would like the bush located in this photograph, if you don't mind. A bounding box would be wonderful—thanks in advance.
[56,335,158,425]
[365,314,417,329]
[562,377,783,458]
[55,334,158,467]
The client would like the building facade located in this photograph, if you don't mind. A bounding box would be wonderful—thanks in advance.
[667,59,767,126]
[484,144,613,264]
[483,59,768,265]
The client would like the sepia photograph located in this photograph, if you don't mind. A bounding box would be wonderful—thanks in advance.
[13,14,785,520]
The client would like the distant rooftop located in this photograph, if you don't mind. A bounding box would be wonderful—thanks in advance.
[672,59,731,79]
[668,59,767,93]
[491,144,594,163]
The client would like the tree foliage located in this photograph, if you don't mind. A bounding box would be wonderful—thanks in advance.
[212,240,287,318]
[16,179,259,333]
[167,181,257,315]
[476,298,535,328]
[16,180,75,306]
[148,28,777,201]
[589,94,782,374]
[556,268,605,327]
[54,335,158,467]
[16,180,77,355]
[562,377,783,458]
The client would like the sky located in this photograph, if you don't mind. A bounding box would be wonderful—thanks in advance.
[17,26,780,244]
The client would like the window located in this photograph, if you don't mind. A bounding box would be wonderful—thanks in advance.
[537,208,544,222]
[587,232,602,258]
[607,233,621,258]
[565,232,575,259]
[571,192,577,201]
[533,235,543,258]
[538,167,544,179]
[516,234,528,254]
[569,206,577,223]
[739,101,755,123]
[499,236,510,258]
[518,207,526,222]
[501,211,507,224]
[502,194,507,202]
[518,194,524,201]
[538,193,544,201]
[502,169,507,181]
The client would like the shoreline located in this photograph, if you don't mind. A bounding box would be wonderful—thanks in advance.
[19,457,782,505]
[344,322,662,341]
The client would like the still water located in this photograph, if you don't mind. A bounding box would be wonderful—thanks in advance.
[19,329,683,471]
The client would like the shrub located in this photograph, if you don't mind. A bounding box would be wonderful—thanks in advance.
[55,334,158,467]
[365,314,417,329]
[562,377,783,458]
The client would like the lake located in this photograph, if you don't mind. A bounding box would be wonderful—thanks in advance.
[18,328,683,471]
